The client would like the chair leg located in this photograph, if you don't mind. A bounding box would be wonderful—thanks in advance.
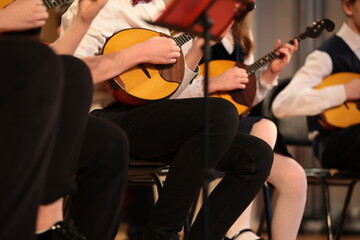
[257,183,272,240]
[317,177,334,240]
[335,180,357,240]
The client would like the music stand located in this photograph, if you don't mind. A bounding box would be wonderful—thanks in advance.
[154,0,253,40]
[153,0,254,238]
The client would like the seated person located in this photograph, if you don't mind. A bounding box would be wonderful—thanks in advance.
[0,0,129,239]
[61,0,274,239]
[272,0,360,172]
[176,10,306,240]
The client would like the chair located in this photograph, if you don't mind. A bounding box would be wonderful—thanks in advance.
[256,183,274,239]
[129,160,273,239]
[62,159,170,223]
[130,159,270,240]
[261,77,360,240]
[127,158,170,196]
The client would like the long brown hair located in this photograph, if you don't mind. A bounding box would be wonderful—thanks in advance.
[231,14,254,58]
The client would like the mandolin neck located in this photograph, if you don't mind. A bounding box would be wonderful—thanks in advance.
[43,0,70,9]
[173,33,194,47]
[245,33,307,75]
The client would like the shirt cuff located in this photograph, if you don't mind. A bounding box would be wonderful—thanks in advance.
[257,66,279,90]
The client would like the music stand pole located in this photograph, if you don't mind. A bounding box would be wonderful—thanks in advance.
[197,11,213,240]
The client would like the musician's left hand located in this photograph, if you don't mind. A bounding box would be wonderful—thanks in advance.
[268,39,298,74]
[51,0,108,55]
[77,0,108,25]
[185,37,217,71]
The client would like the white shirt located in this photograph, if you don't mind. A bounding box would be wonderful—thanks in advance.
[174,31,279,106]
[61,0,198,111]
[272,23,360,118]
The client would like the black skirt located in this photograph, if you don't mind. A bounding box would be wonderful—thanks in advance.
[238,116,293,158]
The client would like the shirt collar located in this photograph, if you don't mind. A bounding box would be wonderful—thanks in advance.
[337,22,360,59]
[221,32,235,55]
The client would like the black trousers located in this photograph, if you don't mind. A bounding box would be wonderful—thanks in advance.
[92,98,273,240]
[315,123,360,171]
[238,116,293,158]
[0,38,129,240]
[72,115,129,240]
[0,38,64,240]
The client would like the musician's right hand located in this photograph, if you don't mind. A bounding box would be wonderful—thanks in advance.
[140,36,181,64]
[208,67,248,94]
[0,0,48,33]
[344,78,360,100]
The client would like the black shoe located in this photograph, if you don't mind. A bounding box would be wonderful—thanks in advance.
[224,228,265,240]
[36,221,86,240]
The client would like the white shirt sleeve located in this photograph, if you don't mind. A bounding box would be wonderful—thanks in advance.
[170,63,200,99]
[173,75,204,99]
[272,50,347,118]
[61,0,169,58]
[252,64,279,106]
[169,39,200,99]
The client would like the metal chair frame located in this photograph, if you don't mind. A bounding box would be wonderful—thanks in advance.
[305,168,360,240]
[127,159,170,194]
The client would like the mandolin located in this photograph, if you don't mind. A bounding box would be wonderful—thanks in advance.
[199,18,335,116]
[103,28,193,106]
[316,72,360,129]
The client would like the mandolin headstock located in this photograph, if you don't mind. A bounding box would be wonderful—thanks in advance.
[301,18,335,40]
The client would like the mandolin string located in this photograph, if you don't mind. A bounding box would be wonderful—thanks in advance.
[245,26,314,75]
[174,33,194,46]
[43,0,69,9]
